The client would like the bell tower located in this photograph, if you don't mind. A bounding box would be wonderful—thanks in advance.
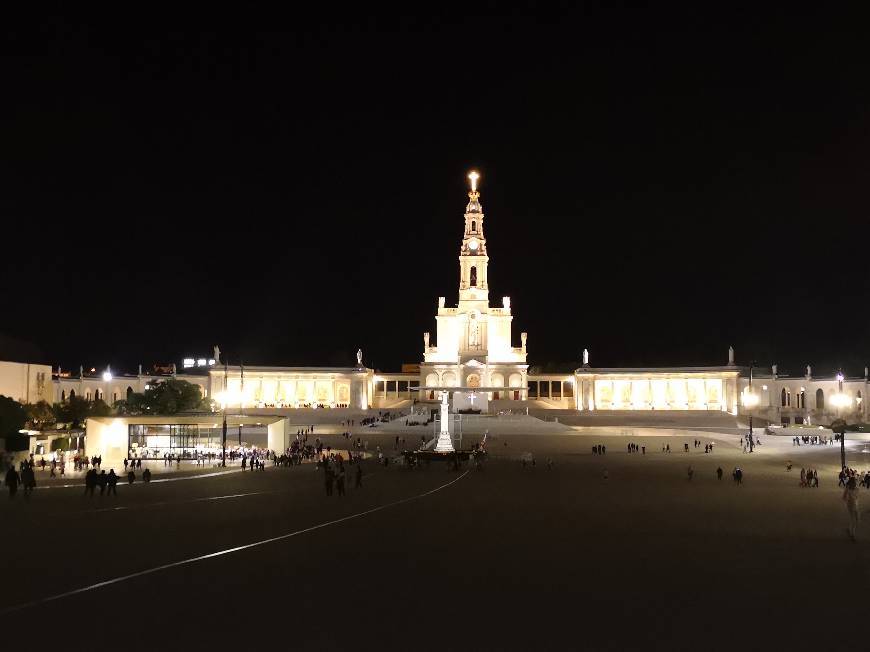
[458,170,489,310]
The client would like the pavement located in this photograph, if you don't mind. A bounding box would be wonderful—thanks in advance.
[2,427,870,650]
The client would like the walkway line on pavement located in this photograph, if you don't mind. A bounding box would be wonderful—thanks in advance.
[88,491,270,513]
[0,470,467,614]
[84,473,380,514]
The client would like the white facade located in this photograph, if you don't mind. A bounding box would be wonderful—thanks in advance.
[207,366,373,411]
[574,367,740,413]
[54,369,210,406]
[0,360,53,404]
[419,174,528,407]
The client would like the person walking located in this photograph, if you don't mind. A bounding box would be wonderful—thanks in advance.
[324,462,334,496]
[355,463,363,489]
[5,465,20,498]
[336,463,346,497]
[716,466,723,481]
[22,464,36,496]
[85,468,96,496]
[844,475,860,541]
[687,466,694,481]
[106,469,118,496]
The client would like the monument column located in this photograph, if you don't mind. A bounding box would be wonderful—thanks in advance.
[434,392,454,452]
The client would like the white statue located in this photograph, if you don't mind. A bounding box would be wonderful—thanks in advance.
[806,364,812,379]
[423,332,430,349]
[356,349,363,367]
[583,348,589,366]
[772,364,778,379]
[469,319,479,347]
[521,332,527,350]
[728,346,735,366]
[213,345,221,364]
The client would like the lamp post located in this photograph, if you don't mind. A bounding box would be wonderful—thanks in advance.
[831,371,851,470]
[221,361,228,467]
[742,362,759,453]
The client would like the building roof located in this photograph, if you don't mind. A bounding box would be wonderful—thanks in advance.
[575,366,740,375]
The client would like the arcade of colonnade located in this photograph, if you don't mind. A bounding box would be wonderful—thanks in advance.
[574,372,740,412]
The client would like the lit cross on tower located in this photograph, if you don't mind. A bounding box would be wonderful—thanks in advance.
[468,170,479,192]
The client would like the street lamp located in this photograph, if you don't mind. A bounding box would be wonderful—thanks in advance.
[741,362,759,452]
[830,371,852,469]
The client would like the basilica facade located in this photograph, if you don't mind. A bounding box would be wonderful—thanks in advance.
[419,172,528,411]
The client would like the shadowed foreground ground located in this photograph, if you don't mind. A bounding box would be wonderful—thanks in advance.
[2,429,868,650]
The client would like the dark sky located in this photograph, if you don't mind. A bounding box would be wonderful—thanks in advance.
[2,5,869,376]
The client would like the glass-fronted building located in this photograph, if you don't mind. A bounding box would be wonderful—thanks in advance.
[127,423,226,459]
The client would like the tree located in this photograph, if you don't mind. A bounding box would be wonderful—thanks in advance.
[55,395,93,429]
[89,398,112,418]
[25,400,55,430]
[148,379,212,414]
[112,379,212,416]
[0,395,28,451]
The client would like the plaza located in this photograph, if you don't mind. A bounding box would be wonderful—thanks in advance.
[2,419,869,649]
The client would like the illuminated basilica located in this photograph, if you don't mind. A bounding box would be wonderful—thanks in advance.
[2,172,869,429]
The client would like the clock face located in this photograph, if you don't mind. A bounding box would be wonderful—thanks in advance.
[468,238,479,251]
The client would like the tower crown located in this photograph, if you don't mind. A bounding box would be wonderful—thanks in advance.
[458,170,489,304]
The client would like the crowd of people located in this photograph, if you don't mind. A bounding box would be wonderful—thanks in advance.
[318,451,363,496]
[799,467,820,487]
[3,460,37,498]
[793,435,835,446]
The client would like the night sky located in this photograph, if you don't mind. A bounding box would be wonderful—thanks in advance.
[3,6,869,376]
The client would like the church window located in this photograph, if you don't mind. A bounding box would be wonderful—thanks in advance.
[816,388,825,409]
[471,220,476,233]
[470,266,477,287]
[61,390,66,402]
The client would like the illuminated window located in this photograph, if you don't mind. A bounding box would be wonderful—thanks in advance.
[470,266,477,287]
[471,220,476,232]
